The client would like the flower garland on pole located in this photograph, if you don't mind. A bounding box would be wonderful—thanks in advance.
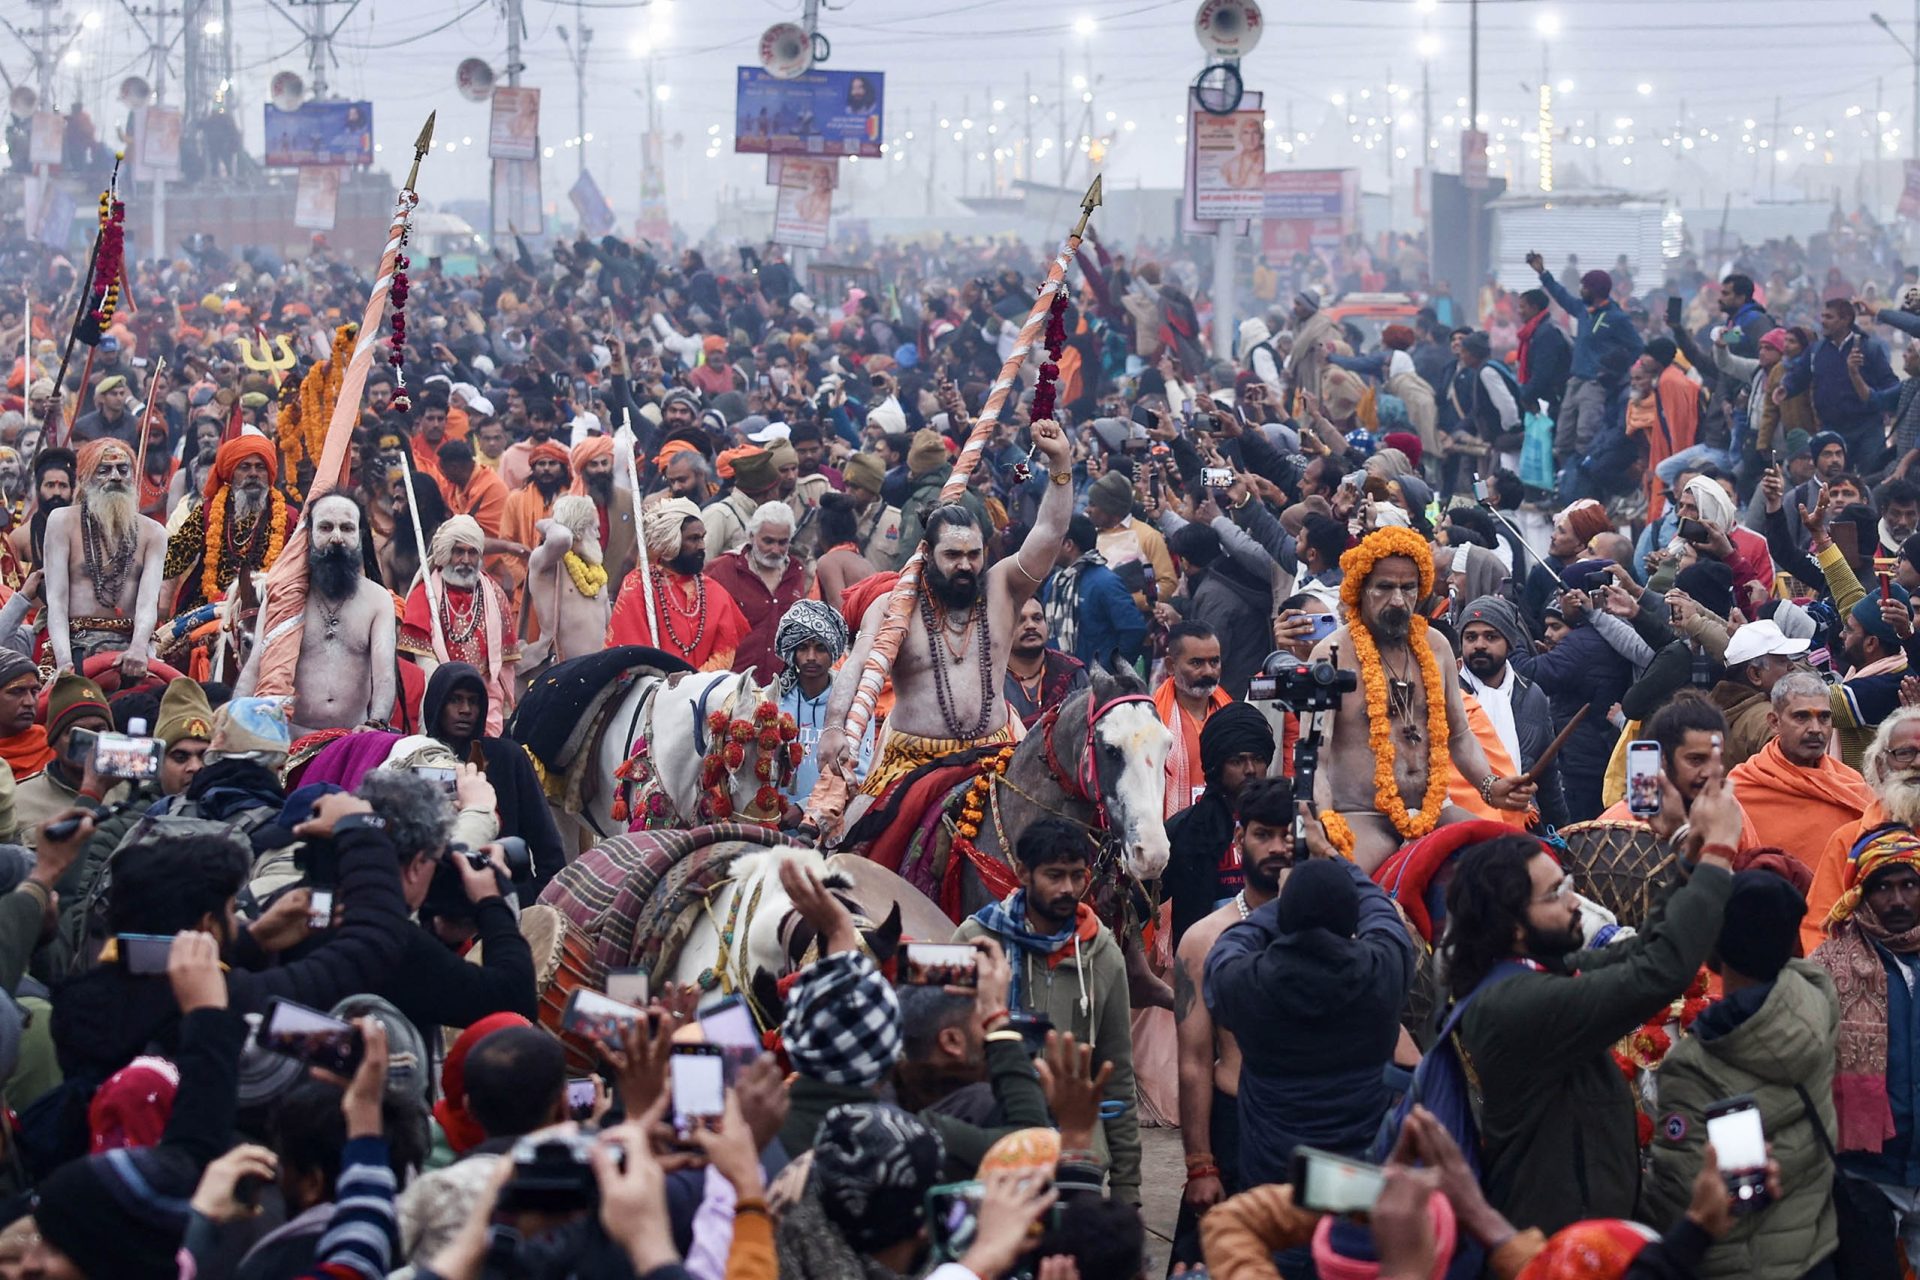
[1318,526,1451,859]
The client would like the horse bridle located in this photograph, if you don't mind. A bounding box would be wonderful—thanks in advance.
[1038,691,1156,832]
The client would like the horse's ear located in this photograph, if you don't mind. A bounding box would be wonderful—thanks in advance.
[1107,657,1147,694]
[749,969,785,1031]
[860,902,904,963]
[1087,659,1113,693]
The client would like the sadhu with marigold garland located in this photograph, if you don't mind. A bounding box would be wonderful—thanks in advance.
[162,436,295,613]
[1309,526,1534,872]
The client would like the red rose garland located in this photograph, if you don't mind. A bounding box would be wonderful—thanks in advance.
[1612,968,1713,1145]
[611,702,801,828]
[387,228,413,414]
[92,192,125,328]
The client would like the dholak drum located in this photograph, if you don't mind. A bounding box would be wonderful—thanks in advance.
[1555,820,1678,931]
[539,914,607,1075]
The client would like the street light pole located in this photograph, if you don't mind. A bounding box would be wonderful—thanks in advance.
[1872,10,1919,159]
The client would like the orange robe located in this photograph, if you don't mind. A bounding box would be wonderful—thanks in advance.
[440,466,510,538]
[1804,803,1889,955]
[1627,364,1699,522]
[1448,693,1530,829]
[1152,679,1232,818]
[1728,739,1874,872]
[606,568,748,672]
[499,484,557,639]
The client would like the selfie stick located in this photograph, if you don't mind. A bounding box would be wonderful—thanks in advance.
[1470,482,1570,592]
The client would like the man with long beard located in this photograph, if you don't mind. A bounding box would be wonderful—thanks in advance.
[235,493,397,735]
[1806,707,1920,950]
[523,494,611,674]
[1309,525,1533,872]
[500,440,571,629]
[399,515,518,736]
[703,501,805,677]
[44,440,167,680]
[569,435,636,597]
[821,416,1073,797]
[10,448,73,569]
[163,435,293,612]
[605,498,747,671]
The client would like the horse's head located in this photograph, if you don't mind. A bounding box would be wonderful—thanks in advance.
[1085,661,1172,881]
[701,669,800,826]
[733,845,905,1029]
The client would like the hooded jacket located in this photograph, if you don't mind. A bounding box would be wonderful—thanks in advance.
[1642,960,1838,1280]
[1203,861,1415,1189]
[422,662,567,896]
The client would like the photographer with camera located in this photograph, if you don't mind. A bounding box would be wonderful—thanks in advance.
[349,768,536,1039]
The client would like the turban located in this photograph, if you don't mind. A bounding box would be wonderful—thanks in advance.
[1198,701,1276,780]
[653,439,699,470]
[528,440,571,469]
[1831,824,1920,926]
[812,1104,945,1254]
[203,434,278,502]
[714,445,756,481]
[781,951,902,1088]
[1381,323,1418,351]
[431,1013,531,1155]
[774,599,849,692]
[75,438,132,482]
[567,436,616,495]
[866,398,908,434]
[643,497,703,559]
[429,514,485,567]
[1682,474,1735,531]
[1558,499,1611,547]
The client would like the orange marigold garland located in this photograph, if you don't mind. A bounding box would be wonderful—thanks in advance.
[201,488,289,604]
[1331,527,1450,848]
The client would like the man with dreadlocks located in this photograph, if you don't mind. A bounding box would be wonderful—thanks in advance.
[44,439,167,680]
[775,598,873,825]
[162,435,293,612]
[605,496,747,671]
[399,515,518,736]
[522,494,611,675]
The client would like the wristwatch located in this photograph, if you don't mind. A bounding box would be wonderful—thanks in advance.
[1049,471,1072,486]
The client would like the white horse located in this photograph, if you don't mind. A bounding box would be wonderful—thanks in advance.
[578,668,791,841]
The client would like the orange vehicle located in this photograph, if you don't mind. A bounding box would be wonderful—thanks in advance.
[1326,292,1421,347]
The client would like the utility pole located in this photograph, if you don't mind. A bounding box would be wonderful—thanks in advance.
[1465,0,1481,321]
[557,0,591,174]
[1023,71,1033,184]
[505,0,523,87]
[1057,48,1067,186]
[121,1,179,259]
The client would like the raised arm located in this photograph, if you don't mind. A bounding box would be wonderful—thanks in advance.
[527,519,574,575]
[42,508,72,672]
[1004,417,1073,601]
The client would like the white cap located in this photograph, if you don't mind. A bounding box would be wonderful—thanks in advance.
[746,420,792,445]
[568,411,604,445]
[1723,619,1811,668]
[465,394,496,418]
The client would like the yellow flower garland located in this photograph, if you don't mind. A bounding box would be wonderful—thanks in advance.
[202,487,289,603]
[1328,526,1452,851]
[563,551,609,598]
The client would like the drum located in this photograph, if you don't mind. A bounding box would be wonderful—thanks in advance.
[531,910,605,1074]
[1555,820,1677,930]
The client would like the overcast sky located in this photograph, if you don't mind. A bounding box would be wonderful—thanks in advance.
[25,0,1920,228]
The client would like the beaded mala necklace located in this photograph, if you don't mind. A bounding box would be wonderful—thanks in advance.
[80,496,130,606]
[440,581,482,645]
[651,565,708,659]
[918,585,995,739]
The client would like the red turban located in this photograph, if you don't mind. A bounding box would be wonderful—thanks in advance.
[75,438,133,482]
[203,434,279,502]
[528,440,571,469]
[568,436,616,495]
[1382,323,1418,351]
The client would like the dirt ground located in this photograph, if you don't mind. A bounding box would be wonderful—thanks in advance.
[1140,1124,1185,1276]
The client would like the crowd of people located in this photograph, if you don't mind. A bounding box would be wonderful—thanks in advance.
[0,194,1916,1280]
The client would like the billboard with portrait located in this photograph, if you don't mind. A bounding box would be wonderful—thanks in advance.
[734,67,883,159]
[263,101,373,167]
[771,156,835,249]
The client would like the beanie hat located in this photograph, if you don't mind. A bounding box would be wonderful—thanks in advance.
[1809,430,1848,463]
[1198,701,1276,780]
[1716,870,1806,980]
[782,951,902,1087]
[153,678,214,746]
[1645,336,1678,367]
[1558,498,1612,547]
[46,673,109,744]
[843,452,885,494]
[1087,469,1136,518]
[1580,269,1614,298]
[906,429,948,478]
[1673,560,1736,620]
[812,1103,945,1252]
[1459,596,1531,660]
[730,448,778,494]
[1459,331,1492,360]
[1783,428,1814,460]
[1276,859,1361,938]
[89,1056,180,1153]
[1381,430,1423,468]
[1853,582,1914,649]
[0,651,37,695]
[1760,328,1789,354]
[1314,1190,1457,1280]
[209,696,291,758]
[34,1142,200,1280]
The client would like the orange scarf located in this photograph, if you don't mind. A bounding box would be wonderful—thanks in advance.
[0,726,53,781]
[1153,678,1232,818]
[1730,738,1875,871]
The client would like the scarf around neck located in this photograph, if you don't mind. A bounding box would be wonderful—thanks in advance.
[1515,309,1549,385]
[971,890,1098,1010]
[1820,902,1920,1152]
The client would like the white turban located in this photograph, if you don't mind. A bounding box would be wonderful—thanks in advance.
[1683,474,1736,531]
[428,514,485,567]
[644,497,703,559]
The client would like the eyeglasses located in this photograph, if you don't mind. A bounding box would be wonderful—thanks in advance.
[1889,746,1920,767]
[1533,874,1575,905]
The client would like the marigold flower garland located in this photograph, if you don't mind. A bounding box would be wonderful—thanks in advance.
[563,552,608,598]
[92,189,125,328]
[201,488,289,603]
[1318,527,1449,858]
[611,699,801,827]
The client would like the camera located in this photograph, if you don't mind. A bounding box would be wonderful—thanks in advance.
[497,1132,621,1213]
[1248,653,1358,712]
[444,837,532,877]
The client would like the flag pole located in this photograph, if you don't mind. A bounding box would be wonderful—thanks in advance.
[804,175,1102,830]
[251,113,436,699]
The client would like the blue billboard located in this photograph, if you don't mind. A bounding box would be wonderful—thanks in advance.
[734,68,883,159]
[263,101,374,167]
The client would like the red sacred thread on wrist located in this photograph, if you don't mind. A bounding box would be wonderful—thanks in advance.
[980,1009,1010,1031]
[1184,1165,1221,1183]
[1699,843,1737,862]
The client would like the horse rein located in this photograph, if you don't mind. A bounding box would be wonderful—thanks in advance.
[1038,692,1156,831]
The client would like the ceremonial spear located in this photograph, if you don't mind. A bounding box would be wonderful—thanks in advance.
[615,409,660,646]
[250,114,436,700]
[803,175,1102,831]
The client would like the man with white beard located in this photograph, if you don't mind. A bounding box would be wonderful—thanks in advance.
[0,447,27,530]
[163,436,295,612]
[235,493,397,736]
[703,500,805,678]
[398,514,519,736]
[522,494,611,676]
[1807,705,1920,951]
[43,439,167,680]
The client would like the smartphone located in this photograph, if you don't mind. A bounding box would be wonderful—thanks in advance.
[1705,1095,1770,1214]
[605,967,649,1006]
[1203,466,1234,489]
[1666,296,1684,327]
[119,932,174,975]
[260,997,364,1076]
[1304,612,1339,645]
[416,766,458,797]
[903,942,979,989]
[700,994,764,1079]
[63,726,97,768]
[307,888,334,930]
[926,1181,987,1262]
[91,729,161,782]
[1881,571,1894,600]
[1676,517,1709,544]
[1289,1146,1387,1217]
[565,1077,597,1121]
[1627,739,1664,818]
[561,988,648,1046]
[670,1044,725,1136]
[1004,1009,1053,1057]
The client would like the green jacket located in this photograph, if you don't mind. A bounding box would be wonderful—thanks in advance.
[1460,861,1733,1236]
[1643,960,1839,1280]
[895,467,992,562]
[778,1037,1052,1181]
[42,785,160,983]
[953,914,1141,1202]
